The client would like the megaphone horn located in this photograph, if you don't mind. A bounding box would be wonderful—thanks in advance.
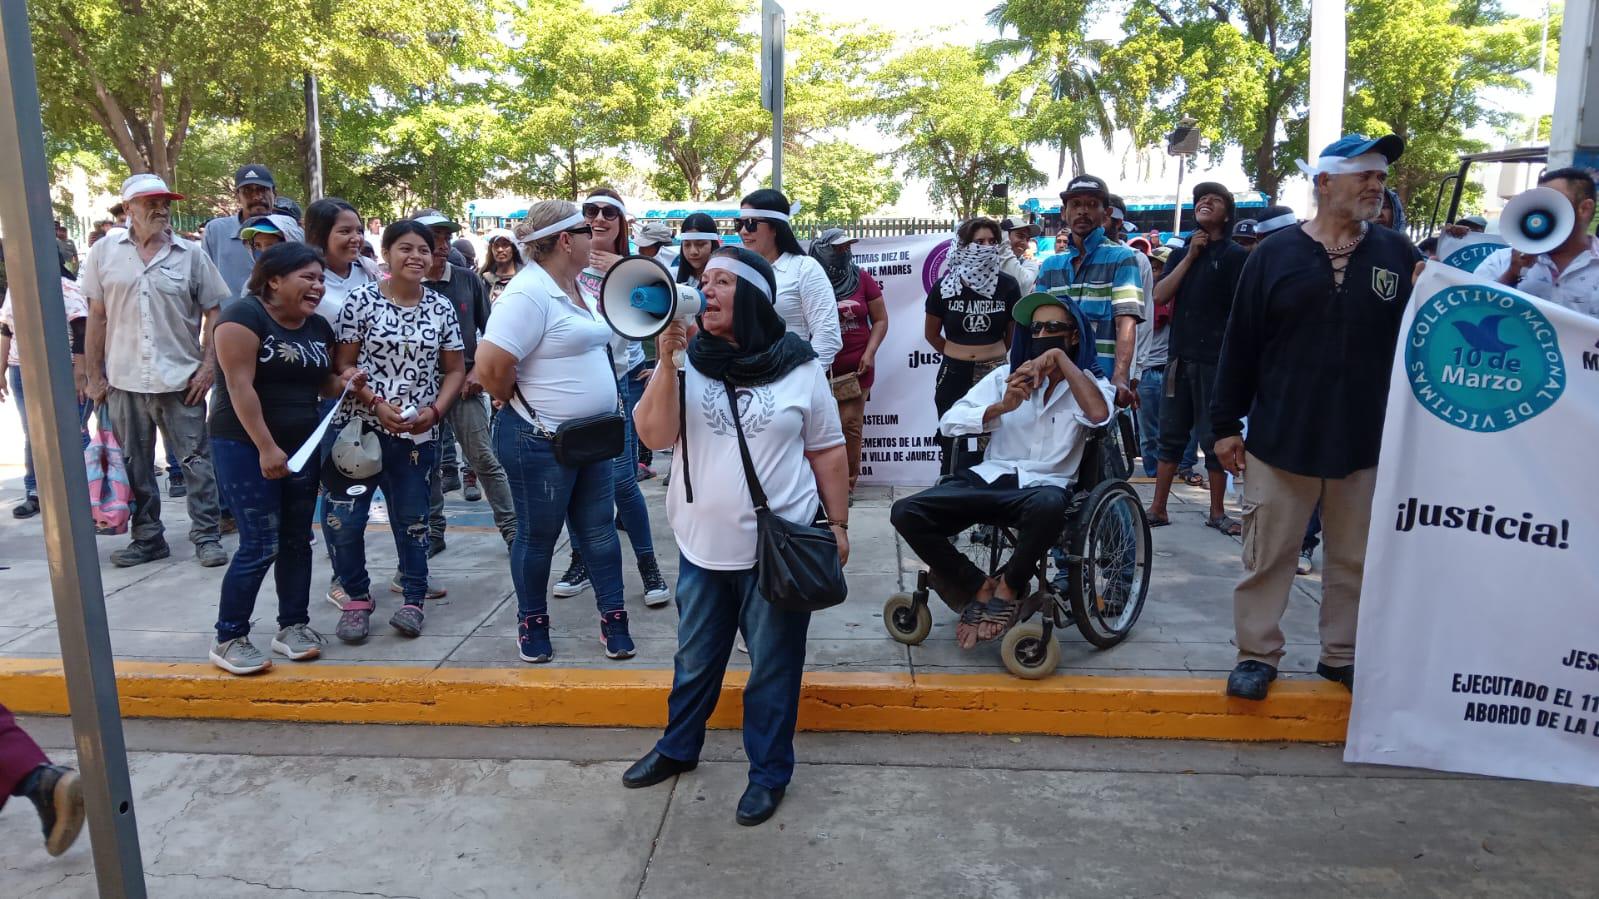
[599,255,703,367]
[1501,186,1575,256]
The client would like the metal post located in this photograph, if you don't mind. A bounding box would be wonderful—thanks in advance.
[0,2,146,895]
[761,0,785,192]
[1172,160,1185,236]
[1550,0,1599,170]
[305,72,324,201]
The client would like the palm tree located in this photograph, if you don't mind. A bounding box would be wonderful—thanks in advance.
[983,2,1115,178]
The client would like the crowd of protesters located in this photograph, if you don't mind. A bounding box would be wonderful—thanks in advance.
[3,135,1596,834]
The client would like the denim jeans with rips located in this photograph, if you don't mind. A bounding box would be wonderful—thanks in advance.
[211,437,319,641]
[322,432,436,606]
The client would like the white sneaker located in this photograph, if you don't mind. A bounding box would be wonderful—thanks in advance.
[209,637,272,675]
[1296,549,1315,575]
[734,632,749,655]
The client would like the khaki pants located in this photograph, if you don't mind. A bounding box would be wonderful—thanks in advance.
[1233,453,1377,668]
[836,394,865,487]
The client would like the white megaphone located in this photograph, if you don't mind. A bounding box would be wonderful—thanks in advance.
[599,255,703,367]
[1500,187,1575,256]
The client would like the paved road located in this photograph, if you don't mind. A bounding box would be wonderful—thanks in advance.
[3,719,1596,898]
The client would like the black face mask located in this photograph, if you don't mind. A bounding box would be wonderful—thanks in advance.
[1030,336,1068,359]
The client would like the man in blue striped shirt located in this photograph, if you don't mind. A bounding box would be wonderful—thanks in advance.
[1034,175,1145,409]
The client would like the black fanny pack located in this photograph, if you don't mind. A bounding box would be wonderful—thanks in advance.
[514,385,624,467]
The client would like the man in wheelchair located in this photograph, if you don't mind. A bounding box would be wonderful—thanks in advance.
[891,292,1114,650]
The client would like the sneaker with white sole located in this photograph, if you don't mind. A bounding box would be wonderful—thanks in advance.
[600,610,636,660]
[640,555,672,608]
[390,572,446,599]
[326,581,351,610]
[553,551,590,597]
[734,632,749,655]
[210,636,272,675]
[271,624,327,661]
[1296,549,1315,575]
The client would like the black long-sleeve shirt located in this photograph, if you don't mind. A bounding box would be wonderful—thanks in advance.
[1211,224,1422,479]
[1161,235,1249,365]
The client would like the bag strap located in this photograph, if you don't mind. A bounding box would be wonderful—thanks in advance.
[678,371,693,503]
[722,380,769,511]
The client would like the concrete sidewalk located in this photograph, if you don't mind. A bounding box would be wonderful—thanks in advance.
[3,719,1596,898]
[0,458,1328,679]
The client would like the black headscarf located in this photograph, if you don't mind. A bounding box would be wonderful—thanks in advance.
[807,233,861,300]
[687,248,817,387]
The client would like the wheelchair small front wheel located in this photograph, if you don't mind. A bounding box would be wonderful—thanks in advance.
[883,593,932,645]
[1000,620,1060,679]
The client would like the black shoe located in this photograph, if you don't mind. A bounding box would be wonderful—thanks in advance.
[21,764,85,856]
[168,477,187,499]
[1225,660,1278,701]
[428,536,446,558]
[622,750,697,788]
[110,540,171,568]
[12,496,40,518]
[441,467,462,494]
[1316,662,1354,690]
[735,782,786,826]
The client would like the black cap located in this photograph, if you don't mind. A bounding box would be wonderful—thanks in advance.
[1232,219,1258,240]
[273,196,302,223]
[233,164,275,189]
[1000,217,1037,235]
[1253,205,1298,236]
[1192,182,1235,223]
[1059,175,1110,204]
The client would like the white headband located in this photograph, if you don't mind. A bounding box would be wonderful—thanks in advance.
[1254,212,1298,234]
[1295,152,1390,177]
[703,256,774,302]
[521,211,586,242]
[678,232,721,242]
[583,195,628,216]
[738,202,803,223]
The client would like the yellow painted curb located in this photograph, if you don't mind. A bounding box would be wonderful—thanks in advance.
[0,658,1350,742]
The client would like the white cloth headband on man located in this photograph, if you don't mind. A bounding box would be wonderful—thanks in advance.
[583,195,628,215]
[703,256,774,302]
[678,232,721,242]
[1294,152,1390,178]
[738,202,803,224]
[522,211,586,242]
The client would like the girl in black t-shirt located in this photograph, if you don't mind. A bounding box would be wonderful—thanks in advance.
[922,217,1021,471]
[206,243,365,676]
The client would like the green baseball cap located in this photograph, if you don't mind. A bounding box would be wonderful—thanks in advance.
[1012,291,1070,326]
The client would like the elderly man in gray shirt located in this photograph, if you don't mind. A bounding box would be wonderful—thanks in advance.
[200,164,277,301]
[83,174,233,568]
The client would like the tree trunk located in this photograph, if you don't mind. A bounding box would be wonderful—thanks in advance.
[1068,138,1086,179]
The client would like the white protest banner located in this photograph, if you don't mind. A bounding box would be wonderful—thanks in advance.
[1435,230,1509,272]
[846,233,954,486]
[1345,261,1599,786]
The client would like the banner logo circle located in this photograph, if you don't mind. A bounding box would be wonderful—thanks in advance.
[921,239,953,293]
[1405,284,1565,432]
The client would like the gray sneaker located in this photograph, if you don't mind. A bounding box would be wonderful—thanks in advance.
[195,541,229,568]
[209,637,272,675]
[390,572,446,599]
[110,540,170,568]
[271,624,327,661]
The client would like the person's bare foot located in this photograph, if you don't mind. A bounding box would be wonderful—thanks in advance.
[956,578,998,649]
[977,582,1019,642]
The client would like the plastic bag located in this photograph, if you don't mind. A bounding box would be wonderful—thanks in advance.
[85,424,131,535]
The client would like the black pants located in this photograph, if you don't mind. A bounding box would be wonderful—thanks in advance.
[890,472,1070,605]
[933,357,1002,474]
[1156,358,1221,472]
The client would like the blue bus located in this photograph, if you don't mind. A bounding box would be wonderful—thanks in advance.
[1018,191,1268,247]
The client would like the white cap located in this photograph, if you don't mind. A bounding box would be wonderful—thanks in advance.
[120,173,184,203]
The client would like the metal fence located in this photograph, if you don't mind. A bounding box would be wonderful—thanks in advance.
[792,217,955,238]
[57,212,209,247]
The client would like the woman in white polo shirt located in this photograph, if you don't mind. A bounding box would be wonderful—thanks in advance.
[733,189,841,368]
[620,246,849,828]
[476,200,633,664]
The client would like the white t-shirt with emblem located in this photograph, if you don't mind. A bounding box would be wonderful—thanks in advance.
[667,359,844,570]
[333,281,463,443]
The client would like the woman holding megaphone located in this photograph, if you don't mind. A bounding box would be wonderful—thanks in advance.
[477,200,635,663]
[623,246,849,827]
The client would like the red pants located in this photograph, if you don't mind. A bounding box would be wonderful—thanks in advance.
[0,702,49,811]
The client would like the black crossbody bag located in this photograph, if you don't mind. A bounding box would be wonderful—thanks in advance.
[701,379,847,613]
[512,348,625,467]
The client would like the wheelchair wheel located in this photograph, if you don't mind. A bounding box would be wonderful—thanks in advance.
[1067,480,1151,648]
[1000,620,1060,679]
[883,593,932,645]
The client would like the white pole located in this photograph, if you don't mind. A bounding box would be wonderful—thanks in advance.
[1305,0,1347,210]
[1549,0,1599,169]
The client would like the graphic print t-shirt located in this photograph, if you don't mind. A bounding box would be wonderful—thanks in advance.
[667,360,844,570]
[208,297,336,450]
[924,272,1021,347]
[333,282,463,443]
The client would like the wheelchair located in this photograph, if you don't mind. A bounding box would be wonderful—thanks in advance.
[883,419,1152,679]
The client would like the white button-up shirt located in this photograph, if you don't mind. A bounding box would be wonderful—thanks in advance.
[940,362,1116,490]
[770,252,842,367]
[78,228,230,393]
[1477,237,1599,319]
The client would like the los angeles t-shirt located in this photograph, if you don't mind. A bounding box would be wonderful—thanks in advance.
[208,296,336,450]
[333,282,463,443]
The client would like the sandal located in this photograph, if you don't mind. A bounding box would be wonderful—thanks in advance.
[977,593,1024,642]
[1206,514,1242,537]
[1148,513,1171,528]
[956,601,985,650]
[1180,469,1206,487]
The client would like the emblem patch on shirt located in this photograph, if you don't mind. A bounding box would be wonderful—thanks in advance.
[1372,267,1400,302]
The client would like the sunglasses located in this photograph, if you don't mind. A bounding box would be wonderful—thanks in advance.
[564,225,593,237]
[581,203,621,221]
[732,218,765,233]
[1029,320,1076,336]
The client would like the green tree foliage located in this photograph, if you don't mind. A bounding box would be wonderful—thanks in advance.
[875,45,1045,219]
[983,0,1114,179]
[1346,0,1547,208]
[777,140,901,222]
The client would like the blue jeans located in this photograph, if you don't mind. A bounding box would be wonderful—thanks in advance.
[606,367,655,561]
[8,364,91,497]
[321,432,436,606]
[494,409,624,619]
[1136,367,1196,477]
[212,437,319,641]
[656,559,812,789]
